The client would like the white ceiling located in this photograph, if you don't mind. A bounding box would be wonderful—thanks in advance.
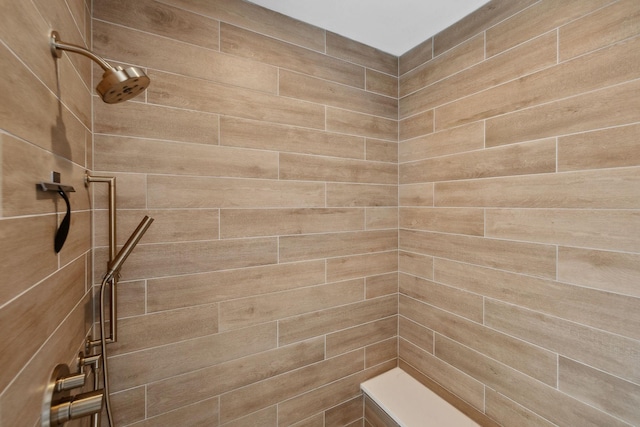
[247,0,491,56]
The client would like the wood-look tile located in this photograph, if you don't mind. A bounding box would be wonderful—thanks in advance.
[326,396,363,427]
[486,79,640,147]
[398,251,433,280]
[486,0,614,57]
[161,0,325,52]
[438,36,640,131]
[366,273,398,299]
[0,257,84,391]
[290,414,325,427]
[95,135,278,178]
[558,247,640,298]
[434,167,640,209]
[558,123,640,172]
[365,337,398,368]
[401,33,484,97]
[148,175,325,209]
[109,387,145,426]
[0,0,59,93]
[399,274,483,323]
[434,0,538,56]
[560,357,640,426]
[147,70,325,130]
[95,209,219,246]
[277,363,394,427]
[408,32,557,118]
[402,31,557,119]
[400,37,432,76]
[109,304,218,355]
[326,317,396,358]
[219,350,364,424]
[435,334,629,427]
[0,215,58,306]
[94,0,219,49]
[399,122,484,163]
[366,207,398,230]
[147,338,324,417]
[326,32,398,76]
[280,230,398,263]
[400,294,556,386]
[221,406,277,427]
[147,261,326,312]
[2,131,89,216]
[435,258,640,342]
[221,23,364,88]
[485,299,640,385]
[398,339,485,411]
[0,295,88,427]
[95,100,219,145]
[326,108,398,141]
[366,139,398,163]
[220,116,365,159]
[219,279,364,331]
[94,20,276,93]
[400,206,483,236]
[91,172,147,210]
[221,208,364,238]
[485,389,556,427]
[399,317,433,354]
[279,295,397,345]
[133,397,219,427]
[327,183,398,208]
[280,70,397,120]
[399,183,433,207]
[280,153,397,185]
[486,208,640,252]
[366,69,398,97]
[327,252,398,282]
[108,322,277,392]
[560,0,640,61]
[400,229,556,279]
[115,280,145,319]
[94,238,277,282]
[399,110,433,141]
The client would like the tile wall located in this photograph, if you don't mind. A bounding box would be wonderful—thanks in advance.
[398,0,640,426]
[0,0,93,426]
[91,0,398,425]
[3,0,640,426]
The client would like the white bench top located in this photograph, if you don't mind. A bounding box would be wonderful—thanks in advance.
[361,368,480,427]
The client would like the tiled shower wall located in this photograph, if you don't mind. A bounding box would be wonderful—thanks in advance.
[0,0,93,426]
[398,1,640,426]
[91,0,399,425]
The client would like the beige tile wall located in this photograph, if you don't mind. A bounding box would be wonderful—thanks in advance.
[399,1,640,426]
[0,0,93,426]
[4,0,639,426]
[92,0,398,425]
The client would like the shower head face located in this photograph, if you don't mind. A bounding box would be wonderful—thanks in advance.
[97,66,150,104]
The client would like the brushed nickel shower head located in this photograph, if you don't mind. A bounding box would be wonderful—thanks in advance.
[50,31,150,104]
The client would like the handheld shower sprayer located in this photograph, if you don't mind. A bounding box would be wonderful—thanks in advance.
[103,215,154,283]
[50,31,150,103]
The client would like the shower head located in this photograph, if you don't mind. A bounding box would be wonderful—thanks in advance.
[103,216,154,283]
[50,31,150,104]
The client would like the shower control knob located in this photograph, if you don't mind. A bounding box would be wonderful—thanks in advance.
[55,372,86,392]
[50,390,104,425]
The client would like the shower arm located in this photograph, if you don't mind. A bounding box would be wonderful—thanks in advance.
[50,31,113,71]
